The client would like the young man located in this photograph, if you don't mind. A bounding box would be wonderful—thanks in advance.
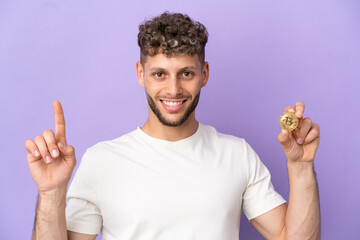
[25,12,321,240]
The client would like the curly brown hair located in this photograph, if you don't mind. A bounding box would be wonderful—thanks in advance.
[137,11,208,67]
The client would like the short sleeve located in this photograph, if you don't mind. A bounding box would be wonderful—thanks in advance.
[65,149,102,235]
[242,141,287,220]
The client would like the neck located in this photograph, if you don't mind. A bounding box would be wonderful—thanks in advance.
[140,110,199,141]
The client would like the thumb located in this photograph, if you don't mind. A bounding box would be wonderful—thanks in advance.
[278,129,291,150]
[57,142,76,165]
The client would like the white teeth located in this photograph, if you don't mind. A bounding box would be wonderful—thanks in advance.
[162,100,184,106]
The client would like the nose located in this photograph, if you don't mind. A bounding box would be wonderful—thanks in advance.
[167,75,182,97]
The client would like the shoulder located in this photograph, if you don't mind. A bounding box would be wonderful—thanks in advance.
[201,123,247,148]
[199,123,256,165]
[84,128,140,158]
[200,123,260,160]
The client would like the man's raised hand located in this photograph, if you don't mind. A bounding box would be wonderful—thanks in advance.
[25,100,76,193]
[277,101,321,164]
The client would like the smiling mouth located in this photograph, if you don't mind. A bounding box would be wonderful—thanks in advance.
[159,99,188,112]
[160,100,187,106]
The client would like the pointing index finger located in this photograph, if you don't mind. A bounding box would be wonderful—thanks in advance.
[53,100,67,145]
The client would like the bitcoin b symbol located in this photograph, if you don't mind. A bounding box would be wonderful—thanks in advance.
[279,112,298,131]
[285,116,293,125]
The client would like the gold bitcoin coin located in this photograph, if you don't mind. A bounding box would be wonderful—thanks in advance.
[279,112,298,131]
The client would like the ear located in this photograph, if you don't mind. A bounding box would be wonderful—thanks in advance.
[201,61,209,87]
[136,61,145,87]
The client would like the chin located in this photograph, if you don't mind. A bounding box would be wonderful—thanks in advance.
[157,112,190,127]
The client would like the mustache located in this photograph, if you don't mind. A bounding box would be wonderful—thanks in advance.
[155,94,192,100]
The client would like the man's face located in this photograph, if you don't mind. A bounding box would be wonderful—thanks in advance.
[136,53,209,127]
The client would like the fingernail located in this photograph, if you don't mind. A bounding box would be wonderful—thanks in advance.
[46,156,52,163]
[34,150,40,157]
[296,110,301,117]
[297,137,303,144]
[289,108,295,113]
[282,129,287,137]
[59,142,65,149]
[52,149,59,157]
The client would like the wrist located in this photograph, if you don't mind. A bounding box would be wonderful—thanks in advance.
[287,161,314,171]
[38,187,67,209]
[287,161,316,183]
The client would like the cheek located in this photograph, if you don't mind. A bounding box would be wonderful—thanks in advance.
[145,84,165,99]
[189,80,203,92]
[144,79,158,92]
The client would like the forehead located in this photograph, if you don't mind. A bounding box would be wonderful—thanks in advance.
[144,53,201,71]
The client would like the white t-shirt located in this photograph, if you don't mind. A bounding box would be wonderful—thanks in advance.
[66,123,286,239]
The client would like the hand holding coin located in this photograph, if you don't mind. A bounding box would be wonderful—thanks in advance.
[277,101,321,163]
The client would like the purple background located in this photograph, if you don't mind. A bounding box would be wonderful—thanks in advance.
[1,0,359,239]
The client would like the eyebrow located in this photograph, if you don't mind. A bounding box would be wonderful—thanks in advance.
[148,66,198,72]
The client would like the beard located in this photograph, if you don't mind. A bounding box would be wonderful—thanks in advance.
[146,91,200,127]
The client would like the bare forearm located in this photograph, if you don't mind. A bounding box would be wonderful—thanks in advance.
[285,162,320,240]
[32,188,68,240]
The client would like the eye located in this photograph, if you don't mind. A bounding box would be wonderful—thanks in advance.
[153,72,164,78]
[182,71,194,78]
